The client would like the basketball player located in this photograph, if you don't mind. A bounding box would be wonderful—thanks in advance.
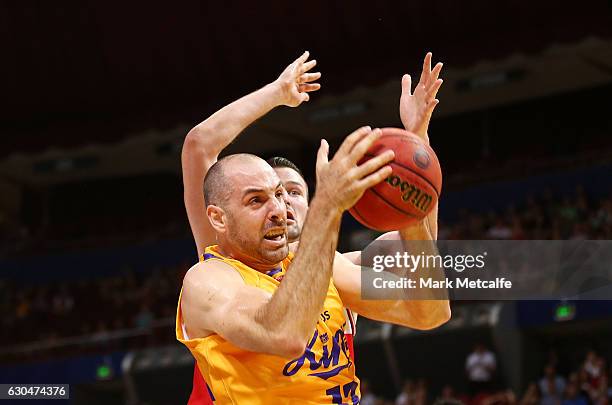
[181,51,444,403]
[178,124,450,402]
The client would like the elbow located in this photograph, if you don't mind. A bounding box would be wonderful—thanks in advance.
[274,333,308,359]
[182,129,218,168]
[403,302,451,330]
[183,127,208,152]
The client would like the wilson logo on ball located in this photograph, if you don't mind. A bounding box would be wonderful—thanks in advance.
[385,174,433,212]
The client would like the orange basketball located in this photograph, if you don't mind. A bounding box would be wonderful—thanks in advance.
[349,127,442,231]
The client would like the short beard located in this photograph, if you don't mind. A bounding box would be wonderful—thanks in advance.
[287,223,301,243]
[226,213,289,264]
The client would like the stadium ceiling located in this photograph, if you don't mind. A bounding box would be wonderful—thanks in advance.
[1,0,611,159]
[1,37,612,187]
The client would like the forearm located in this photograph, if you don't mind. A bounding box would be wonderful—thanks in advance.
[185,82,283,158]
[396,223,449,328]
[400,119,438,239]
[425,202,438,241]
[402,118,430,145]
[257,197,342,343]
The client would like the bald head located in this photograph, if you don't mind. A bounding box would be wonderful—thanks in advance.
[204,153,273,207]
[204,153,289,267]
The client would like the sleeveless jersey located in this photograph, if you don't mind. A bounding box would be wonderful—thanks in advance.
[176,245,360,404]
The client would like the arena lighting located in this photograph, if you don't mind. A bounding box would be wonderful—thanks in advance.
[33,156,99,173]
[96,365,112,380]
[95,356,115,380]
[307,101,368,123]
[455,68,526,92]
[554,301,576,321]
[156,141,181,156]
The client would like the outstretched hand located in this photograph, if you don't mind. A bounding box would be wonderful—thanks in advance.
[399,52,443,142]
[315,127,394,212]
[275,51,321,107]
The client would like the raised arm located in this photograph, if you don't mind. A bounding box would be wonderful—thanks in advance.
[336,58,450,326]
[181,127,394,357]
[342,53,445,265]
[399,52,444,240]
[182,51,321,256]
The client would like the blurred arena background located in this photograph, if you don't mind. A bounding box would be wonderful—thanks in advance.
[1,1,612,404]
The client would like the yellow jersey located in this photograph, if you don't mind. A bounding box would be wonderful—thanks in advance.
[176,245,360,404]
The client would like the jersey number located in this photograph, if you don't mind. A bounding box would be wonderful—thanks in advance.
[326,381,359,404]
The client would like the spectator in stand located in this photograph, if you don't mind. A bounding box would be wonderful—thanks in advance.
[395,379,416,405]
[510,215,526,240]
[52,283,74,315]
[478,389,516,405]
[539,364,566,405]
[414,379,428,405]
[591,197,612,233]
[569,223,589,240]
[361,380,379,405]
[433,400,465,405]
[562,382,588,405]
[436,385,468,405]
[487,217,512,239]
[134,303,154,329]
[591,372,609,405]
[583,351,603,385]
[466,343,497,396]
[518,383,540,405]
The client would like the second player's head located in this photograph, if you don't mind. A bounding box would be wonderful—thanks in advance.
[204,154,289,269]
[267,157,309,243]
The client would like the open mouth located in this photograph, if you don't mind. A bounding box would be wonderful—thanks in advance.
[286,211,296,225]
[264,228,286,242]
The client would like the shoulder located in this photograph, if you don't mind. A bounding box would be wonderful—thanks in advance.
[182,260,245,300]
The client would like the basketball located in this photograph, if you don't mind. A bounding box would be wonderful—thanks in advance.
[349,127,442,231]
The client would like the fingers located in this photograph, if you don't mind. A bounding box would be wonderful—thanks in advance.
[294,50,310,66]
[418,52,432,86]
[424,52,432,73]
[425,99,440,117]
[427,79,443,101]
[298,83,321,93]
[349,128,383,163]
[354,149,395,179]
[298,72,321,84]
[358,165,394,190]
[336,126,372,158]
[299,59,317,74]
[401,74,412,96]
[316,139,329,173]
[430,62,443,83]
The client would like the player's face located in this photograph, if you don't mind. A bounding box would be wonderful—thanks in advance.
[274,167,309,243]
[224,160,289,267]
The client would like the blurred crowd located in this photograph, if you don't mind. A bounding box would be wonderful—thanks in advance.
[0,263,187,362]
[437,187,612,241]
[361,348,611,405]
[1,188,611,361]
